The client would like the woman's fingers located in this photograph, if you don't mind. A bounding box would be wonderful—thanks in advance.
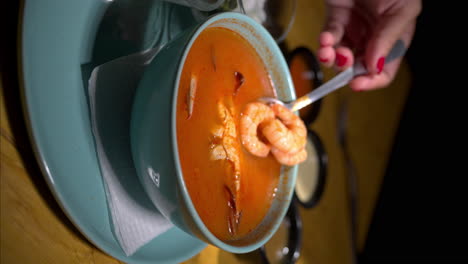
[351,15,417,91]
[318,37,355,70]
[318,2,353,67]
[349,58,402,91]
[319,31,335,47]
[318,44,354,70]
[334,46,354,70]
[319,0,421,91]
[364,2,421,74]
[317,45,335,67]
[322,3,353,44]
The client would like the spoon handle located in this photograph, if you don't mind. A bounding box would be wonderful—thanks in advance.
[287,39,407,112]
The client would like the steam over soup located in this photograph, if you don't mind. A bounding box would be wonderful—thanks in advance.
[176,27,281,241]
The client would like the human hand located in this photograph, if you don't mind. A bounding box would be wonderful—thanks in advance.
[318,0,421,91]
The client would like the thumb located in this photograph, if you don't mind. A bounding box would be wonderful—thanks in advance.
[364,5,421,74]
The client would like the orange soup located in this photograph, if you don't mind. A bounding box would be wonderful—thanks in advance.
[176,27,281,241]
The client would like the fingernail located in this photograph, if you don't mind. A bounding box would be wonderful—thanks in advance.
[377,57,385,74]
[336,53,347,67]
[319,57,329,63]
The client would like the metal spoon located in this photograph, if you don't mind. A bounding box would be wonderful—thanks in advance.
[260,39,407,112]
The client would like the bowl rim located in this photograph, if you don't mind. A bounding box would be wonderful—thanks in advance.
[170,12,296,253]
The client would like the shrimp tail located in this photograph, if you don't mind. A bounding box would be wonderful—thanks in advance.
[225,185,242,236]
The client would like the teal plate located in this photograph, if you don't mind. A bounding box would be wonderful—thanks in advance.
[20,0,206,263]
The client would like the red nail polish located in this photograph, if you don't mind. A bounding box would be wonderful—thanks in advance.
[319,57,329,63]
[377,57,385,74]
[336,53,347,67]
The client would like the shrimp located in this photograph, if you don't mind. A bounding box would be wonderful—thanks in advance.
[271,147,307,166]
[210,99,240,178]
[261,103,307,155]
[186,74,197,119]
[224,185,242,236]
[210,98,242,235]
[239,102,275,157]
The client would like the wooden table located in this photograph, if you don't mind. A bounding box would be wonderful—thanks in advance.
[1,0,412,263]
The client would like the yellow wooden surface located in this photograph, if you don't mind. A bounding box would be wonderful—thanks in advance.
[1,0,411,263]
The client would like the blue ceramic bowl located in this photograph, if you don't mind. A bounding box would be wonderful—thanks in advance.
[130,12,298,253]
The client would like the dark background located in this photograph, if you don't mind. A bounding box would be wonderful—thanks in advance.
[360,2,466,263]
[2,1,465,263]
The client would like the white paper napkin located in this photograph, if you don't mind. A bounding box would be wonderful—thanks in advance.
[87,47,173,256]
